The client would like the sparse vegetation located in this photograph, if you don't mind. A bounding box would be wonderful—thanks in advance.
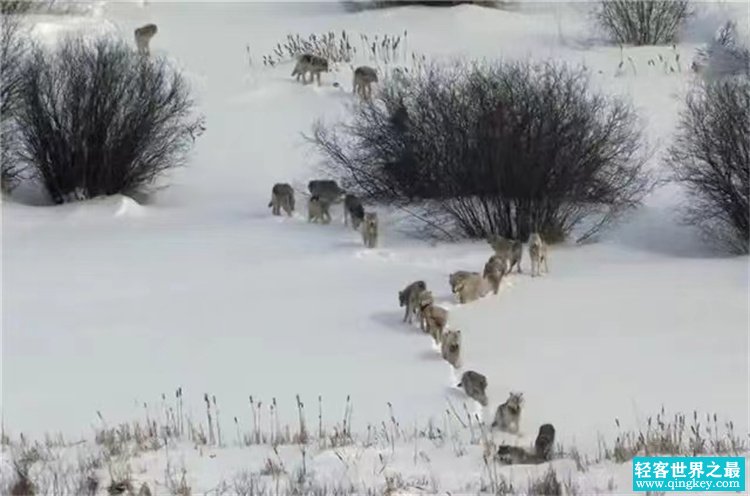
[310,60,650,242]
[12,35,204,204]
[0,13,28,192]
[692,20,750,81]
[668,77,749,254]
[596,0,692,46]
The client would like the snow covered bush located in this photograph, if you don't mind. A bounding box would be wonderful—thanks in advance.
[310,61,649,242]
[0,13,28,192]
[668,78,750,254]
[692,21,750,81]
[596,0,691,46]
[13,35,204,204]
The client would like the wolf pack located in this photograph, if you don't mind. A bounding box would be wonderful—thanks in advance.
[270,176,555,464]
[399,233,553,465]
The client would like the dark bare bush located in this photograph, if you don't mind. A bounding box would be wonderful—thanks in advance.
[1,14,28,192]
[596,1,691,46]
[310,61,649,241]
[692,21,750,81]
[14,35,204,204]
[668,78,749,254]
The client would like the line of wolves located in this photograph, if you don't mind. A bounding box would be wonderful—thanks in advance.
[291,53,378,99]
[269,180,378,248]
[398,233,553,465]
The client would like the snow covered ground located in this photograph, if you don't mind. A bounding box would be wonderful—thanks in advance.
[2,1,748,493]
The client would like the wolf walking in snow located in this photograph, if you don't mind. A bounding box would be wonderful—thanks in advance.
[483,255,506,295]
[399,280,426,324]
[361,212,378,248]
[352,66,378,100]
[528,232,549,277]
[492,392,524,434]
[452,272,491,304]
[307,196,331,224]
[268,183,295,216]
[343,194,365,229]
[134,23,158,55]
[487,235,523,274]
[417,290,448,343]
[458,370,488,406]
[292,54,329,86]
[496,423,556,465]
[441,329,462,368]
[308,179,345,204]
[449,271,475,294]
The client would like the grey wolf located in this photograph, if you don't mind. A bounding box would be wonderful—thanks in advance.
[418,290,448,343]
[352,66,378,100]
[528,232,549,277]
[449,270,475,294]
[441,329,462,369]
[268,183,295,216]
[496,423,555,465]
[491,392,523,434]
[457,370,488,406]
[292,54,329,86]
[453,272,490,304]
[399,280,426,324]
[134,24,158,55]
[308,179,345,204]
[362,212,378,248]
[534,423,555,461]
[344,194,365,229]
[487,235,523,274]
[483,255,506,295]
[307,196,331,224]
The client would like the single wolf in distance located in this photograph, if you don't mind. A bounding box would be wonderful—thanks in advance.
[268,183,295,216]
[487,235,523,274]
[352,65,378,100]
[399,280,426,324]
[492,392,523,434]
[457,370,488,406]
[134,23,158,55]
[308,179,345,204]
[417,290,448,343]
[292,53,329,86]
[441,329,462,369]
[362,212,378,248]
[483,255,506,295]
[343,194,365,229]
[307,196,331,224]
[528,232,549,277]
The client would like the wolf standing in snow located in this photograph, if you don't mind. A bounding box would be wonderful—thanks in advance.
[528,232,549,277]
[399,280,426,324]
[417,290,448,343]
[361,212,378,248]
[307,196,331,224]
[343,194,365,229]
[458,370,488,406]
[352,66,378,100]
[292,54,329,86]
[452,272,491,304]
[488,235,523,274]
[134,24,158,55]
[483,255,506,295]
[308,179,345,204]
[268,183,295,216]
[441,329,462,368]
[492,392,523,434]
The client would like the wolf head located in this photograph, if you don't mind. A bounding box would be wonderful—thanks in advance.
[506,392,524,410]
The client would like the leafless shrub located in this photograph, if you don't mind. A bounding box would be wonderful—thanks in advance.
[693,21,750,81]
[310,60,649,242]
[668,77,749,254]
[1,13,28,192]
[527,467,562,496]
[596,1,692,46]
[14,34,204,204]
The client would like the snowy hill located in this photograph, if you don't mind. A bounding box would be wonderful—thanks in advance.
[1,1,747,494]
